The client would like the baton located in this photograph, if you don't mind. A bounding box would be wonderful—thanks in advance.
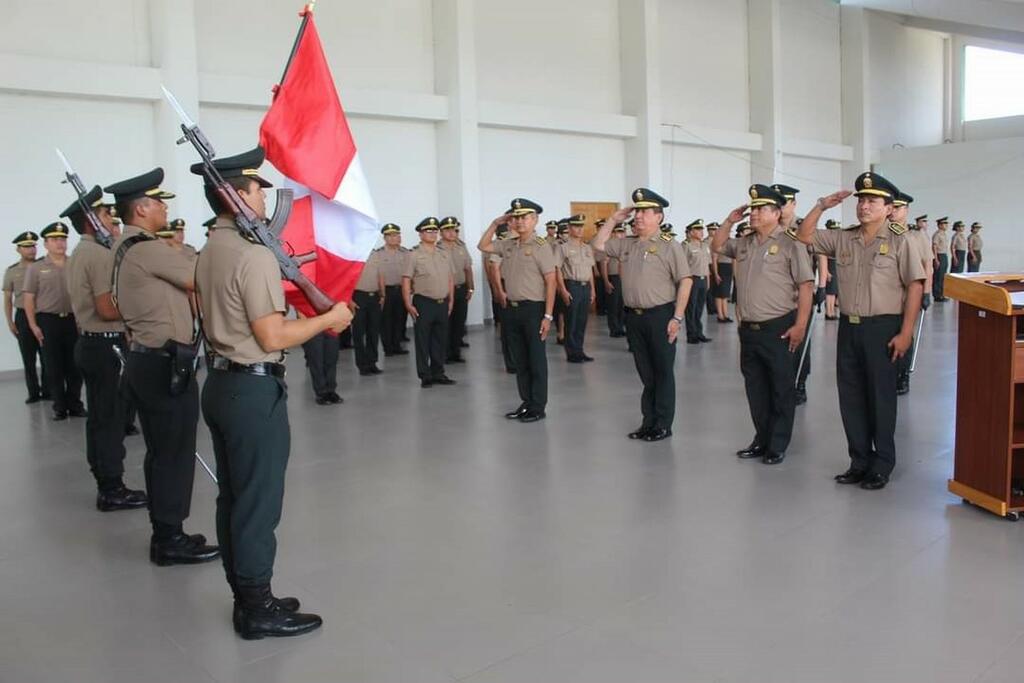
[195,452,218,484]
[794,308,816,388]
[909,309,926,373]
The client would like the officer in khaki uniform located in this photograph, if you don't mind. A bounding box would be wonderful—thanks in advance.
[440,216,473,362]
[63,185,147,511]
[798,171,925,490]
[486,222,516,374]
[968,222,983,272]
[23,222,85,420]
[478,198,557,422]
[403,217,455,387]
[931,217,950,301]
[106,167,219,565]
[951,220,968,273]
[598,221,627,337]
[545,220,559,246]
[704,222,720,317]
[713,185,814,465]
[379,227,410,356]
[892,193,932,396]
[193,146,350,639]
[593,188,694,442]
[352,229,387,375]
[157,219,198,257]
[683,219,711,344]
[555,213,596,362]
[3,231,48,402]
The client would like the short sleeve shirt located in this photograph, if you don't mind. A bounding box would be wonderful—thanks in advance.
[719,226,814,322]
[932,229,949,254]
[3,260,31,309]
[355,249,383,293]
[402,245,451,299]
[495,235,557,302]
[444,241,472,286]
[557,241,595,282]
[952,232,968,251]
[969,233,983,252]
[603,234,693,308]
[378,246,409,286]
[685,239,711,274]
[66,236,124,333]
[23,255,72,315]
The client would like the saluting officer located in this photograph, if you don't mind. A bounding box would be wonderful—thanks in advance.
[712,185,814,465]
[931,217,950,301]
[3,231,48,402]
[598,220,627,337]
[23,222,85,420]
[105,168,219,565]
[379,224,410,356]
[683,219,711,344]
[968,222,983,272]
[478,198,557,422]
[351,227,388,375]
[892,192,933,396]
[193,146,350,639]
[797,172,925,490]
[404,217,456,387]
[63,186,147,511]
[592,188,694,442]
[556,213,596,362]
[440,216,474,363]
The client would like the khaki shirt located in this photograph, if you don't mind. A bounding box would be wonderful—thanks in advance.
[557,240,595,282]
[952,232,968,251]
[23,255,72,315]
[603,234,693,308]
[402,245,451,299]
[378,246,409,286]
[596,241,623,276]
[65,236,124,333]
[3,260,33,309]
[494,235,557,302]
[196,221,286,365]
[969,233,983,252]
[932,229,949,255]
[811,225,926,317]
[355,248,383,293]
[443,241,472,286]
[685,239,711,275]
[719,226,814,322]
[905,228,932,266]
[113,224,195,347]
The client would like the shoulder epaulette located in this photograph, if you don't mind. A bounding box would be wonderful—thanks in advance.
[660,233,673,242]
[843,224,859,231]
[5,261,18,271]
[411,244,421,251]
[785,228,798,240]
[534,236,546,245]
[372,246,384,252]
[400,246,410,252]
[888,221,907,236]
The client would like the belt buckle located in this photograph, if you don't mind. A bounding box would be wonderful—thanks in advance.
[849,315,861,324]
[750,323,761,331]
[436,298,444,304]
[632,308,643,315]
[510,301,519,307]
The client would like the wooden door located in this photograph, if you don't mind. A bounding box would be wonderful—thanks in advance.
[570,201,620,242]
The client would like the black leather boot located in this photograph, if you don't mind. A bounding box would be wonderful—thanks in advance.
[236,584,322,640]
[230,578,300,633]
[150,533,220,566]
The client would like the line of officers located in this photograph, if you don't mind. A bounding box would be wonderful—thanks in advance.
[5,146,352,640]
[474,171,929,492]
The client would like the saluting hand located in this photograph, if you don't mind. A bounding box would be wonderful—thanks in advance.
[726,204,749,224]
[539,317,551,341]
[816,190,853,210]
[608,205,635,225]
[667,318,681,344]
[781,325,805,353]
[887,332,913,361]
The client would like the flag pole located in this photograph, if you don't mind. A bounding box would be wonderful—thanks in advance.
[277,2,316,89]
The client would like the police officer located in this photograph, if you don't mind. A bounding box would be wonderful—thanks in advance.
[106,167,219,565]
[704,222,720,317]
[478,199,556,422]
[823,218,842,319]
[892,193,933,396]
[556,213,596,362]
[193,146,350,639]
[950,220,968,273]
[486,222,516,374]
[403,217,455,387]
[440,216,473,363]
[302,330,342,405]
[23,222,85,420]
[379,225,410,356]
[968,222,983,272]
[63,186,147,511]
[710,225,734,323]
[712,185,814,465]
[798,172,925,490]
[3,231,48,402]
[592,188,694,442]
[598,221,627,337]
[683,219,711,344]
[553,218,570,345]
[545,220,559,245]
[156,218,198,256]
[932,217,950,301]
[352,228,387,375]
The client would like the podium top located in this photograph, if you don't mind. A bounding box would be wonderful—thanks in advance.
[946,272,1024,316]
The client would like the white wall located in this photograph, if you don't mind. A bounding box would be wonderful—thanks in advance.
[661,145,750,225]
[780,0,842,145]
[778,155,844,225]
[876,137,1024,271]
[963,114,1024,142]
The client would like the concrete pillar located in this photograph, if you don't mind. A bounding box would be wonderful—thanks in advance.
[619,0,663,193]
[840,5,872,225]
[747,0,783,186]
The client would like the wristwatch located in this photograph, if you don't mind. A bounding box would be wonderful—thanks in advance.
[672,316,684,324]
[543,314,554,321]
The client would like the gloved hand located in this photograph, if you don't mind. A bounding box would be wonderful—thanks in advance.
[921,293,931,310]
[814,286,826,307]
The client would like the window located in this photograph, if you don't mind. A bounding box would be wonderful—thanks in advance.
[964,45,1024,122]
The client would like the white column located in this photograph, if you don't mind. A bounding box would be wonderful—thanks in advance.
[747,0,783,186]
[148,0,204,245]
[840,5,872,225]
[618,0,663,192]
[433,0,485,324]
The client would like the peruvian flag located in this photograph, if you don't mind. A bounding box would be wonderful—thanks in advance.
[259,7,378,316]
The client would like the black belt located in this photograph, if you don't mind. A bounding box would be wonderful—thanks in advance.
[839,313,902,325]
[129,342,171,356]
[37,311,72,318]
[81,331,126,339]
[355,289,380,297]
[739,311,796,331]
[385,284,401,289]
[626,302,673,315]
[567,280,589,286]
[508,299,543,308]
[208,355,286,378]
[414,293,449,305]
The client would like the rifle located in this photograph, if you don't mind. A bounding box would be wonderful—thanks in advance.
[55,149,114,249]
[160,85,334,314]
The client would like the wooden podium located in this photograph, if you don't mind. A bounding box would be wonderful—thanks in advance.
[946,273,1024,520]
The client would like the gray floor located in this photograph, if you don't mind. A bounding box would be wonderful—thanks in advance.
[2,301,1022,683]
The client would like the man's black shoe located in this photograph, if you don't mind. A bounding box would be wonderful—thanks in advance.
[358,368,373,376]
[96,485,148,512]
[686,338,699,344]
[896,373,910,396]
[698,336,713,343]
[795,386,807,406]
[460,341,470,348]
[433,376,456,385]
[125,423,140,436]
[860,473,889,490]
[25,395,41,404]
[315,394,332,405]
[326,392,344,404]
[395,348,409,355]
[236,584,322,640]
[581,354,595,362]
[505,404,529,419]
[518,410,546,423]
[628,427,652,440]
[420,379,433,388]
[762,451,786,465]
[369,365,383,374]
[642,428,672,442]
[68,407,87,418]
[447,356,466,363]
[566,355,584,363]
[233,593,301,634]
[736,443,765,459]
[835,468,868,485]
[52,410,68,421]
[150,533,220,566]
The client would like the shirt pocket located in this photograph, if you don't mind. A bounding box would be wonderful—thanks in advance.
[872,253,897,270]
[836,251,854,267]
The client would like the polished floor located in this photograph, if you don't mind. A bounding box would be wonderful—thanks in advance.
[2,301,1022,683]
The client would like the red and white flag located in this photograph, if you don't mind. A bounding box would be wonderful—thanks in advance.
[259,7,378,316]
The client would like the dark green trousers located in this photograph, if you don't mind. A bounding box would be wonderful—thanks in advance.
[202,369,290,587]
[625,302,677,430]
